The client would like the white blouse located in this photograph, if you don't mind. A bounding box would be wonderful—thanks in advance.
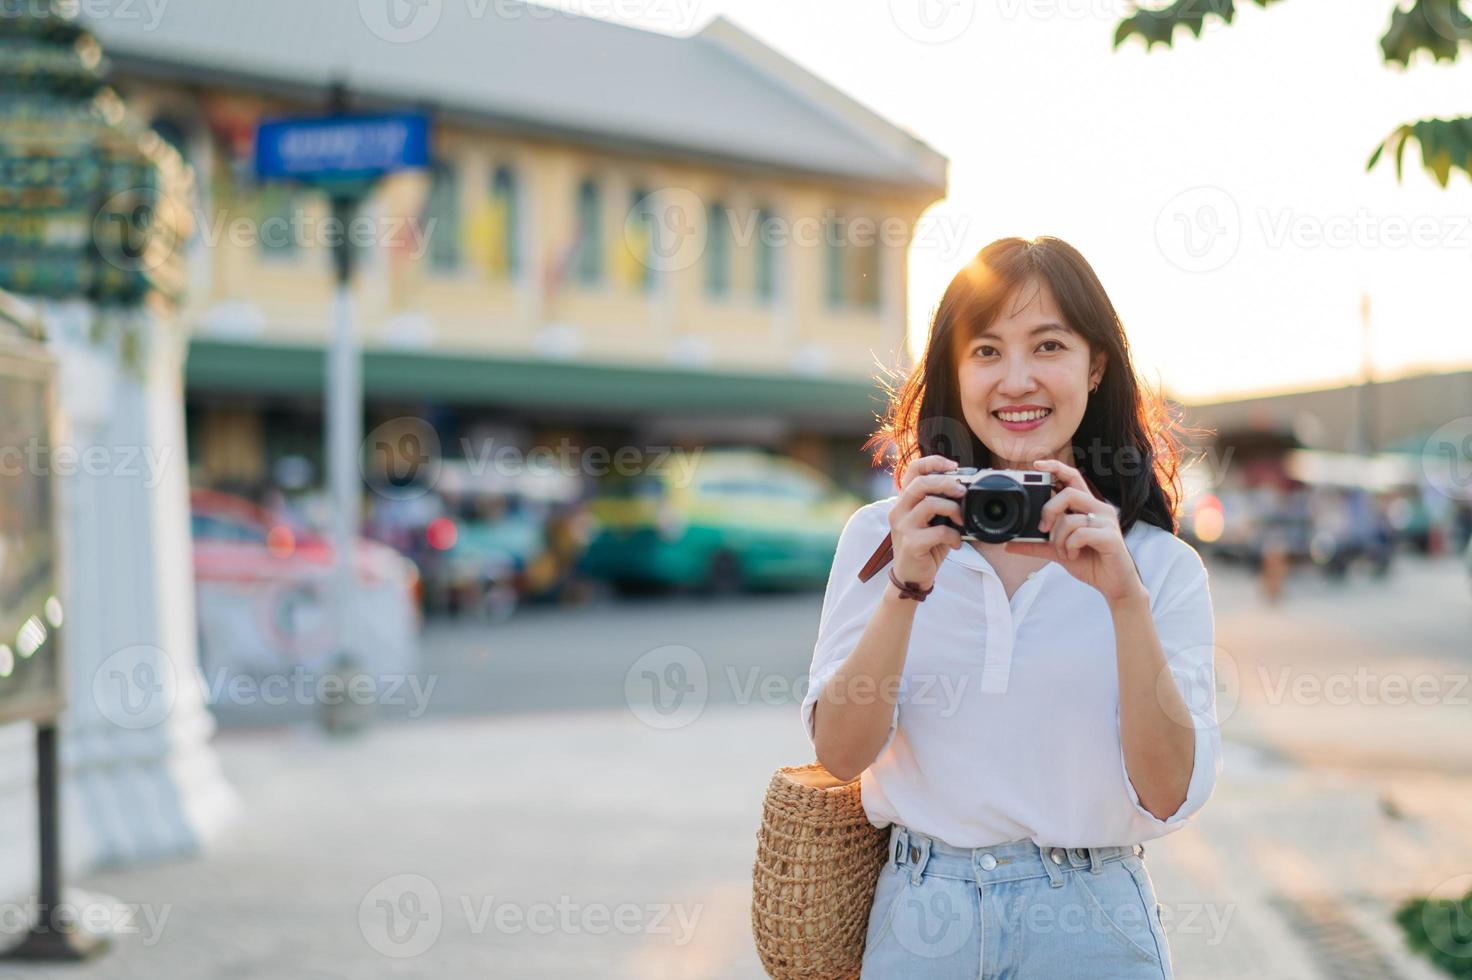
[801,496,1223,849]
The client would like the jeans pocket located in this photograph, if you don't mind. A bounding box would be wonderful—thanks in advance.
[1073,862,1166,967]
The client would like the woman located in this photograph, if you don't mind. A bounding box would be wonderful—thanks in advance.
[802,237,1221,979]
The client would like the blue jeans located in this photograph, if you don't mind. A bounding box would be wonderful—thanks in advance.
[860,824,1174,979]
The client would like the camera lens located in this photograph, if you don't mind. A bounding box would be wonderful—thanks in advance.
[965,474,1028,543]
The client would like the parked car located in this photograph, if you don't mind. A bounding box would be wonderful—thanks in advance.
[579,449,862,593]
[408,460,583,620]
[190,489,421,683]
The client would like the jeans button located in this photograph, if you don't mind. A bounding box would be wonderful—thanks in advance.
[1050,848,1064,865]
[979,853,997,871]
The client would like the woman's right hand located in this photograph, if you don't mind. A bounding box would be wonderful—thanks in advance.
[888,454,966,589]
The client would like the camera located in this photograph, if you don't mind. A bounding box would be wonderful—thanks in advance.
[928,468,1057,543]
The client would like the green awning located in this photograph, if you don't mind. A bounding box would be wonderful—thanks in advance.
[185,339,889,420]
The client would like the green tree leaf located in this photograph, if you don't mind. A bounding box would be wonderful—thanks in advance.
[1113,0,1285,50]
[1115,0,1472,187]
[1369,117,1472,187]
[1381,0,1471,66]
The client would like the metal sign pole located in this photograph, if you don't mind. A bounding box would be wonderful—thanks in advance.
[251,86,429,731]
[327,186,362,701]
[3,629,106,961]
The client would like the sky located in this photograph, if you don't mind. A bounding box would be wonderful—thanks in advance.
[544,0,1472,404]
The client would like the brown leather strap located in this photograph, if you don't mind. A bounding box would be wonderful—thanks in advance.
[858,532,895,582]
[887,567,934,600]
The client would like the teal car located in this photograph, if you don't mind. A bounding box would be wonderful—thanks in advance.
[579,450,863,593]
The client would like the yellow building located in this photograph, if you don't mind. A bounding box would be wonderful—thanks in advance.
[90,1,947,492]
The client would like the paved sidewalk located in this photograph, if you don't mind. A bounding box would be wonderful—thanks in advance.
[3,700,1463,978]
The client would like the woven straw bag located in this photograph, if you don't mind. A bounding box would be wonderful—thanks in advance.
[750,762,889,979]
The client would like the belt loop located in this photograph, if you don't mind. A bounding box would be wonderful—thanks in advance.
[1040,844,1065,889]
[1089,847,1103,875]
[910,835,932,886]
[892,826,910,869]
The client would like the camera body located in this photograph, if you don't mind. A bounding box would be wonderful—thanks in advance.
[928,467,1057,544]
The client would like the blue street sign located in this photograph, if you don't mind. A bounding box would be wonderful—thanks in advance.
[255,112,430,185]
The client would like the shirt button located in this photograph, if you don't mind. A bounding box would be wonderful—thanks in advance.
[979,853,998,871]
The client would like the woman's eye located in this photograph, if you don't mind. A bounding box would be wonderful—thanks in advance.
[973,345,997,357]
[1038,340,1064,353]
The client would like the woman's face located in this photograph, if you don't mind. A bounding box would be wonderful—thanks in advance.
[955,277,1105,471]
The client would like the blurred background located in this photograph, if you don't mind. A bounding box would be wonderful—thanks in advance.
[1,0,1471,977]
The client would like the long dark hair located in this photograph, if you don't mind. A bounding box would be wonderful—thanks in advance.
[865,236,1195,537]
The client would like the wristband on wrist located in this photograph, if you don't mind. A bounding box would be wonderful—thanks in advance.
[887,567,934,601]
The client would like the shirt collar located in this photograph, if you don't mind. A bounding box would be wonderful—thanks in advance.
[944,541,992,574]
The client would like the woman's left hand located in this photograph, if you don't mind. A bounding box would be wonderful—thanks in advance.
[1003,458,1147,605]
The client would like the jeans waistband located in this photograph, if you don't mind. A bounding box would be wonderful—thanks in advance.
[887,824,1146,890]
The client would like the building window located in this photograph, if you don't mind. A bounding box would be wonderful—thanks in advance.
[150,117,191,166]
[424,159,462,273]
[575,178,602,285]
[623,186,655,291]
[704,200,730,297]
[823,214,843,307]
[754,206,778,303]
[487,164,520,278]
[256,185,300,259]
[823,211,881,311]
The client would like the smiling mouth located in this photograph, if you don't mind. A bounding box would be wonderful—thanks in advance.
[992,409,1052,423]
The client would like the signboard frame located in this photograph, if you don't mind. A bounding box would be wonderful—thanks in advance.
[253,111,431,192]
[0,327,65,726]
